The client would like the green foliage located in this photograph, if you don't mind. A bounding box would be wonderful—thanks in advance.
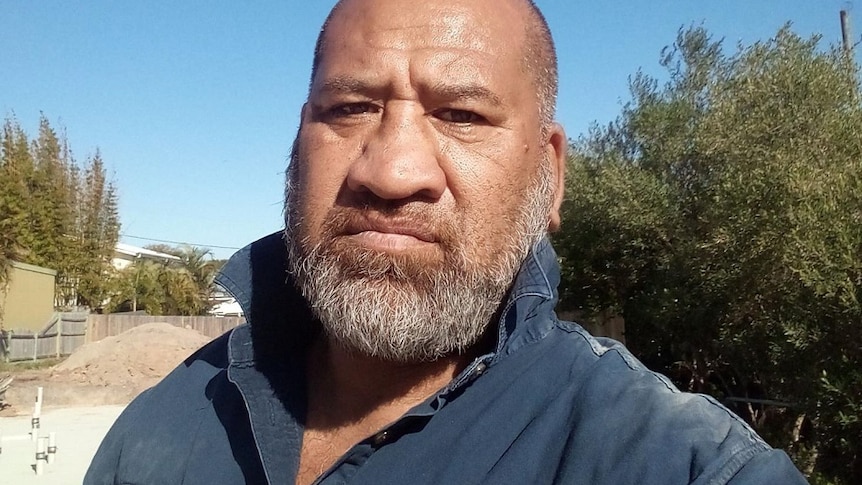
[73,150,121,308]
[556,25,862,482]
[103,245,218,316]
[0,115,121,314]
[0,120,35,288]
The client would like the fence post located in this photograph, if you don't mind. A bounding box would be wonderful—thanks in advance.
[56,314,62,358]
[86,314,95,344]
[33,334,38,361]
[1,330,9,363]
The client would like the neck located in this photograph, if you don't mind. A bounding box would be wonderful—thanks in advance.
[305,337,477,430]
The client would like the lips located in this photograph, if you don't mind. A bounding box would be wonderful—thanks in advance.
[345,217,436,243]
[319,205,453,252]
[339,213,438,248]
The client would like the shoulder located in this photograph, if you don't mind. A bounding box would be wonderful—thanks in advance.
[532,319,806,483]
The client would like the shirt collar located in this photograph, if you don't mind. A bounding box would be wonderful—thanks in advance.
[493,237,559,359]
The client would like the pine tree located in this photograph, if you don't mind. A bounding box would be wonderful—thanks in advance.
[75,150,121,308]
[0,115,121,310]
[30,115,75,273]
[56,137,83,307]
[0,118,35,276]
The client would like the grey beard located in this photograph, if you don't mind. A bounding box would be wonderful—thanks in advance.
[284,156,554,363]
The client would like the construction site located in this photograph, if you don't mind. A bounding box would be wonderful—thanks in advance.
[0,322,217,484]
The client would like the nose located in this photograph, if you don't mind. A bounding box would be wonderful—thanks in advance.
[346,104,446,201]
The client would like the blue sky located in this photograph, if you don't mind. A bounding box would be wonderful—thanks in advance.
[2,1,859,259]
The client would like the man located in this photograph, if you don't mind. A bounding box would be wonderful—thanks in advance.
[86,0,808,483]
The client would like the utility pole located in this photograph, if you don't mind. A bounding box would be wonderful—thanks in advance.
[841,10,853,54]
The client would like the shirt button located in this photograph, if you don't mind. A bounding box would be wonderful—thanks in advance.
[372,430,389,446]
[474,362,487,376]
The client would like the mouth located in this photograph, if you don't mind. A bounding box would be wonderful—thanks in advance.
[342,217,438,250]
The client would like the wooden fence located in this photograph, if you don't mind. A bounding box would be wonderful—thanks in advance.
[86,314,245,343]
[1,313,245,362]
[1,312,88,362]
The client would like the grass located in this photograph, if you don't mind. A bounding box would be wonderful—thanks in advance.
[0,357,64,373]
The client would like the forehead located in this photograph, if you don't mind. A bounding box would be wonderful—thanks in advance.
[314,0,530,93]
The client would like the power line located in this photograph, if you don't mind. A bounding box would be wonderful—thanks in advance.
[120,233,241,250]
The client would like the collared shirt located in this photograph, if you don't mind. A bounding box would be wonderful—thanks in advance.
[85,232,808,484]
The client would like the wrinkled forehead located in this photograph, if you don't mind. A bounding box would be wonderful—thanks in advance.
[314,0,529,87]
[330,0,501,48]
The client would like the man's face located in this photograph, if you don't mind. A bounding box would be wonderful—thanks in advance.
[285,0,564,362]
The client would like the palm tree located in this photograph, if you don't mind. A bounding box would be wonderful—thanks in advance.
[177,245,218,314]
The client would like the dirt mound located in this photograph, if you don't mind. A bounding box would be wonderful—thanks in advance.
[0,323,212,414]
[51,322,210,392]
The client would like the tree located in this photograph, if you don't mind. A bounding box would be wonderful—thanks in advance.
[104,261,167,315]
[29,115,74,272]
[555,26,862,483]
[0,118,34,328]
[0,118,36,281]
[104,245,217,316]
[74,150,121,308]
[177,245,218,309]
[0,115,121,312]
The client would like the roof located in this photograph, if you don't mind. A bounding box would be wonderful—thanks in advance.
[10,260,58,276]
[114,243,181,262]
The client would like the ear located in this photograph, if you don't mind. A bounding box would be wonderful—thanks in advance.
[287,104,310,182]
[544,122,567,232]
[300,102,310,126]
[291,103,311,164]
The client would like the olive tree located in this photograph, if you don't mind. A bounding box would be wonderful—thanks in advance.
[556,26,862,483]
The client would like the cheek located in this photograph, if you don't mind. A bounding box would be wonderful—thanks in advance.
[292,133,354,237]
[303,126,361,182]
[440,137,513,207]
[442,137,532,211]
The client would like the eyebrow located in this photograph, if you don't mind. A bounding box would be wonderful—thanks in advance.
[315,76,503,107]
[428,82,503,107]
[316,76,376,97]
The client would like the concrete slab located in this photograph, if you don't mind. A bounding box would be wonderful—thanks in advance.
[0,405,124,484]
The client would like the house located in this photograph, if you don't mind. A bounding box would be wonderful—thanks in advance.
[112,242,181,270]
[208,285,244,317]
[0,261,57,332]
[209,300,244,317]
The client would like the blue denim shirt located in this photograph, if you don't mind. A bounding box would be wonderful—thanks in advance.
[85,232,807,484]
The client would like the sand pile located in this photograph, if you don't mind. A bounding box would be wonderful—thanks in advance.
[51,322,210,390]
[0,323,212,413]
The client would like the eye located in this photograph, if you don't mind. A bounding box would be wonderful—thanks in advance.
[435,109,484,124]
[324,102,380,118]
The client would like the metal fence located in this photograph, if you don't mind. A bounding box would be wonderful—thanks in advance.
[1,313,245,362]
